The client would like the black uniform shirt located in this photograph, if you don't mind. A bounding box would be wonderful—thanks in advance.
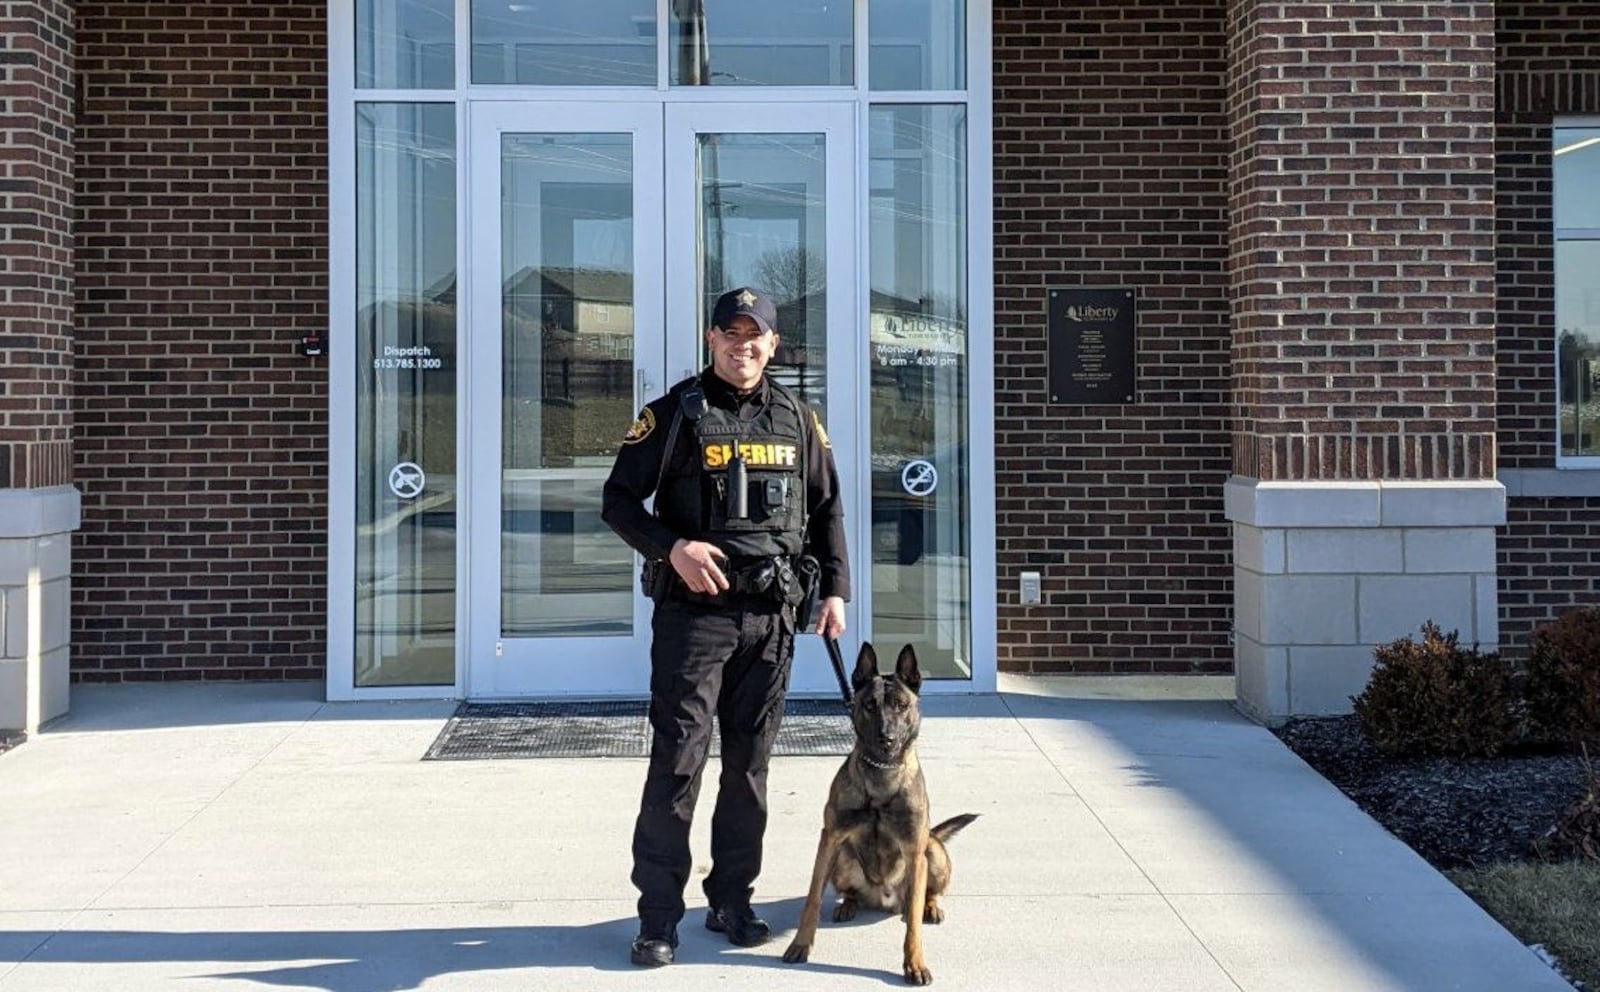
[601,369,851,602]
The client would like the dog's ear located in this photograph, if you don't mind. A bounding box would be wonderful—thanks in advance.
[852,642,879,694]
[894,643,922,695]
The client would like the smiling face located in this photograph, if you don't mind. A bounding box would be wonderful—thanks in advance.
[706,314,779,390]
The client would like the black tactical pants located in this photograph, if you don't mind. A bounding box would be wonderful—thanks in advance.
[631,594,795,932]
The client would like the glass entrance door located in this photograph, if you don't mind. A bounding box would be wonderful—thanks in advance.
[665,102,859,696]
[466,102,664,696]
[468,100,857,698]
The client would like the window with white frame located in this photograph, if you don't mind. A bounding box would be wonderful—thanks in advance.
[1554,124,1600,462]
[336,0,991,689]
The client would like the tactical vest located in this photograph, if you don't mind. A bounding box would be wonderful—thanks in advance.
[655,379,808,559]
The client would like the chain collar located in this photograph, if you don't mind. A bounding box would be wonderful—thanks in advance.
[857,752,901,771]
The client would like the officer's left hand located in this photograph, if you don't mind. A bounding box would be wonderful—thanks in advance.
[815,596,846,639]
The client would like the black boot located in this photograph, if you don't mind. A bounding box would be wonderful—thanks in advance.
[705,905,772,947]
[629,925,678,967]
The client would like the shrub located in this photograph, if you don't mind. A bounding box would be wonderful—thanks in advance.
[1353,621,1522,758]
[1533,748,1600,863]
[1524,606,1600,748]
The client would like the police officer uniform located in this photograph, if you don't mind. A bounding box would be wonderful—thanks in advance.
[601,287,849,966]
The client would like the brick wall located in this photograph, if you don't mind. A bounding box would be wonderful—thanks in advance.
[57,0,1597,681]
[0,1,73,490]
[992,0,1234,673]
[1494,2,1600,650]
[73,2,328,680]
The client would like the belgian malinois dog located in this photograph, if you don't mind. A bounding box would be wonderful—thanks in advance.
[783,642,978,985]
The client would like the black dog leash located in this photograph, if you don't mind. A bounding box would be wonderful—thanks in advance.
[824,635,852,705]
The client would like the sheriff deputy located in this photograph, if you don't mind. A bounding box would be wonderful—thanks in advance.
[601,285,849,968]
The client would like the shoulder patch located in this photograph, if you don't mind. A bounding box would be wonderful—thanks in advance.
[622,407,656,445]
[811,409,831,449]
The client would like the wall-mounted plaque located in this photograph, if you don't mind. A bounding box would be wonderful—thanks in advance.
[1048,288,1136,404]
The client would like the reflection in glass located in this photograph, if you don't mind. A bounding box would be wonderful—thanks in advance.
[1555,128,1600,232]
[698,133,828,414]
[472,0,656,86]
[868,105,969,679]
[672,0,851,86]
[357,0,454,89]
[1555,129,1600,460]
[501,133,637,636]
[1556,241,1600,458]
[870,0,965,91]
[355,105,457,687]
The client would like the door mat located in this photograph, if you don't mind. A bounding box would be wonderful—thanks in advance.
[423,698,854,760]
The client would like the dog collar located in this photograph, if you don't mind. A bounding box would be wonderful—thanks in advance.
[857,753,899,771]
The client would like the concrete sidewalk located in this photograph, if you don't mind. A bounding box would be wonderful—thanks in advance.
[0,677,1573,992]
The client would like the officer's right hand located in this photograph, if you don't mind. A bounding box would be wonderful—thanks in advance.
[669,539,729,595]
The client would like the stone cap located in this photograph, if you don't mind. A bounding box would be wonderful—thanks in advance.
[1224,478,1506,529]
[0,485,82,538]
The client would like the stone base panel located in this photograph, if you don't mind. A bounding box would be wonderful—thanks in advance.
[1224,478,1507,724]
[0,486,81,734]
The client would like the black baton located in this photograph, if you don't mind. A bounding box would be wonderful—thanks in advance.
[824,635,852,705]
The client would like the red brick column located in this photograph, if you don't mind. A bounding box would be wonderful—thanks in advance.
[1227,0,1496,480]
[1224,2,1502,721]
[0,0,77,734]
[0,0,72,490]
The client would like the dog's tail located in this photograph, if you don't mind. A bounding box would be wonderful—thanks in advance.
[930,813,980,844]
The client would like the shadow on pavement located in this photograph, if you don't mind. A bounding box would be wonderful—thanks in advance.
[1,897,924,990]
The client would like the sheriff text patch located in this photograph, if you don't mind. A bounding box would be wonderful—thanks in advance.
[702,441,798,469]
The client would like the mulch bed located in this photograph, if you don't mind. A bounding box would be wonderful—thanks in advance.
[1274,716,1589,870]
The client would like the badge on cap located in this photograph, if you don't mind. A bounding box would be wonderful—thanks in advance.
[622,407,656,444]
[737,289,758,307]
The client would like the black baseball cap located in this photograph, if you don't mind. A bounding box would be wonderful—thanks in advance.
[711,286,777,334]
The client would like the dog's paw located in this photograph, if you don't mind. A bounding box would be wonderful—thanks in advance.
[782,941,812,964]
[833,898,858,922]
[923,900,945,925]
[903,959,933,985]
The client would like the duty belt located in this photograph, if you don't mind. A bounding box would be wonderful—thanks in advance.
[663,555,809,607]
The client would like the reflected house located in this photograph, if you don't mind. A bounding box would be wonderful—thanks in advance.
[501,266,636,486]
[503,265,635,416]
[496,266,639,639]
[498,266,635,595]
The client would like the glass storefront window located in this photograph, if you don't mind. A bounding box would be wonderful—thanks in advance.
[672,0,852,86]
[697,132,829,413]
[868,105,969,679]
[870,0,965,91]
[339,3,982,692]
[472,0,656,86]
[357,0,454,89]
[355,104,458,687]
[500,133,639,635]
[1554,127,1600,461]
